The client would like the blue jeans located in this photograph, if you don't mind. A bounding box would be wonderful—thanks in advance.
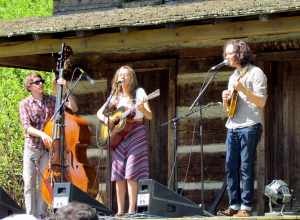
[225,123,262,210]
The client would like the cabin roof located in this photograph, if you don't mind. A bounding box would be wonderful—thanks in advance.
[1,0,300,38]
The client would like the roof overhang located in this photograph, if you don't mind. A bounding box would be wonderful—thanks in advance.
[0,0,300,70]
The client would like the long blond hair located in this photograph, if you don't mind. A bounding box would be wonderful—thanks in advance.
[111,65,138,97]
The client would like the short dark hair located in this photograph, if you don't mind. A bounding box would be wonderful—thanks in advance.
[48,202,98,220]
[24,71,43,92]
[223,39,253,67]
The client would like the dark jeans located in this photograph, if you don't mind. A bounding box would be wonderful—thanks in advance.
[225,123,262,209]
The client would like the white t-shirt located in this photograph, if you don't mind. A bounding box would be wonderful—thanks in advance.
[113,87,147,120]
[226,64,268,129]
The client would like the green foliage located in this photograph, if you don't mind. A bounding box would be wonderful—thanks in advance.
[0,68,26,205]
[0,0,53,207]
[0,0,53,20]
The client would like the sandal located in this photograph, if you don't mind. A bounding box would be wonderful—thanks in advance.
[114,212,125,217]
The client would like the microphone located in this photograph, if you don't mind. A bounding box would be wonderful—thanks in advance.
[109,80,123,96]
[77,68,95,85]
[209,60,229,71]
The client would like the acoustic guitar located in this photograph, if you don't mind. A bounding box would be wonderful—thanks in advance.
[99,89,160,149]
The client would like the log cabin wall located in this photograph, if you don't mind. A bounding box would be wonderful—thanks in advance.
[256,44,300,210]
[68,42,300,214]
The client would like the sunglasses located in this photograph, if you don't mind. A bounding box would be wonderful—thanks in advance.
[31,79,45,85]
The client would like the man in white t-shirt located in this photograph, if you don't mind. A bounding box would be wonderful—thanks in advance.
[218,40,267,217]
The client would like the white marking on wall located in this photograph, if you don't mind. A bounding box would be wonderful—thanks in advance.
[177,105,226,119]
[178,181,258,190]
[98,183,106,191]
[177,144,226,154]
[178,181,223,190]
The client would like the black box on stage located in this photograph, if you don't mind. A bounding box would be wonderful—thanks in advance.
[137,179,202,217]
[0,187,24,218]
[53,182,113,216]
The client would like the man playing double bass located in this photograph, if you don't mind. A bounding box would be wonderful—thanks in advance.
[19,72,77,217]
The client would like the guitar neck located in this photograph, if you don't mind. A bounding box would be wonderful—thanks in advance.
[122,89,160,119]
[141,89,160,103]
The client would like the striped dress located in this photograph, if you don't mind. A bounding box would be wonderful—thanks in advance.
[111,123,149,181]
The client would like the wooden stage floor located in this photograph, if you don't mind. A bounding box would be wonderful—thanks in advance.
[99,214,300,220]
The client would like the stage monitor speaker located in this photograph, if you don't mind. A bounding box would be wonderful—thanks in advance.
[0,187,24,218]
[137,179,203,217]
[53,182,113,216]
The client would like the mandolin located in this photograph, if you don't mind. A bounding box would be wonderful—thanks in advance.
[99,89,160,149]
[226,72,246,118]
[226,89,238,118]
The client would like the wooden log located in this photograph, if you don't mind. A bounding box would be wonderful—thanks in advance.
[177,78,228,106]
[177,152,226,182]
[178,47,221,59]
[69,79,107,95]
[257,50,300,61]
[76,92,106,114]
[178,118,227,145]
[178,57,222,74]
[2,16,300,58]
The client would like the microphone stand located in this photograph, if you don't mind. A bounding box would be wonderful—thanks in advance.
[188,69,219,112]
[161,106,205,190]
[188,69,221,217]
[50,71,84,122]
[161,102,220,193]
[101,85,118,210]
[161,115,179,191]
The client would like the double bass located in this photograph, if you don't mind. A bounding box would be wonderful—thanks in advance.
[41,44,98,206]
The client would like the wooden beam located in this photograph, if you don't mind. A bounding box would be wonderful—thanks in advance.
[0,54,56,70]
[256,50,300,61]
[1,16,300,58]
[110,59,176,71]
[167,63,177,190]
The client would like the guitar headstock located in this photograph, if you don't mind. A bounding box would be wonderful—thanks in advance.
[147,89,160,100]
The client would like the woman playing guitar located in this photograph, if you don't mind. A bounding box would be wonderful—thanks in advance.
[97,65,152,216]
